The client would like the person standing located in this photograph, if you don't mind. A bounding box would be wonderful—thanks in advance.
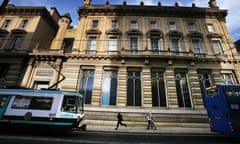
[147,112,157,130]
[115,112,127,130]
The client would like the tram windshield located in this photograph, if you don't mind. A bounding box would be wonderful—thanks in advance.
[61,95,83,114]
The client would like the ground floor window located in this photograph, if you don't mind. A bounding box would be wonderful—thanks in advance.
[151,69,166,107]
[101,70,118,105]
[79,69,95,104]
[174,69,192,108]
[127,68,142,106]
[33,81,49,90]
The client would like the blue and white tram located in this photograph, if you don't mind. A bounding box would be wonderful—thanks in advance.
[0,89,84,131]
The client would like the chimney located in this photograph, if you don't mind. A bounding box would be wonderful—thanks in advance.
[84,0,92,6]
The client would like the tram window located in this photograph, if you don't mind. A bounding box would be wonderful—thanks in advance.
[61,96,77,113]
[0,95,8,107]
[12,96,53,110]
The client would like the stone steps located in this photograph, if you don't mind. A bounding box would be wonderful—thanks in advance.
[82,106,209,128]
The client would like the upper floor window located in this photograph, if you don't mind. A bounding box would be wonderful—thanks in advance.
[188,23,195,32]
[0,35,5,48]
[192,39,201,53]
[92,20,98,28]
[150,21,157,29]
[212,40,222,55]
[171,38,180,52]
[111,20,118,29]
[130,20,137,29]
[151,38,159,52]
[169,22,176,31]
[20,19,28,29]
[108,37,118,51]
[10,35,23,49]
[1,20,11,28]
[87,37,96,51]
[207,24,215,32]
[62,38,74,53]
[130,37,138,52]
[0,63,9,78]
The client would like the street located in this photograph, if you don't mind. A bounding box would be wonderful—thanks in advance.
[0,129,239,144]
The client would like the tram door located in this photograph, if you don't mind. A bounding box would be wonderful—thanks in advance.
[0,95,10,119]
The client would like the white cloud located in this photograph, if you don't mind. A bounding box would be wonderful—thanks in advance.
[193,0,240,41]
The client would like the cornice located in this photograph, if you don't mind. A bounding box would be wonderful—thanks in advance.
[78,5,227,21]
[1,5,59,31]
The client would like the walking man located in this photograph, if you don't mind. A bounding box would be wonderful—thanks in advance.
[147,112,157,130]
[115,112,127,130]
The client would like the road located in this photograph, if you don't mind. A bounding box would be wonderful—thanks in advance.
[0,129,239,144]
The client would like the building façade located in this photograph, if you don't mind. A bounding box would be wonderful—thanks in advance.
[6,0,240,126]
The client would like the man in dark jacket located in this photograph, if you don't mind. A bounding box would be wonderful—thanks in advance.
[115,112,127,130]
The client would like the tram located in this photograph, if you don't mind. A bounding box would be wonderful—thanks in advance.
[0,88,85,131]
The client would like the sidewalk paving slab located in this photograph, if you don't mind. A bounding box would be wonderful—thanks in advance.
[85,125,218,135]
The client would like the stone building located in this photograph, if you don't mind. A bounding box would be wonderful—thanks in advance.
[0,0,59,88]
[19,0,240,126]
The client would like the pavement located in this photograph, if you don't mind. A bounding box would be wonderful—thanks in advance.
[85,125,217,135]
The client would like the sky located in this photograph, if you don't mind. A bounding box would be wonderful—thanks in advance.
[5,0,240,42]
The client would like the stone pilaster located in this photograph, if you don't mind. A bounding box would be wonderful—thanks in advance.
[142,67,152,108]
[188,68,204,109]
[165,67,178,108]
[91,66,103,106]
[117,66,127,106]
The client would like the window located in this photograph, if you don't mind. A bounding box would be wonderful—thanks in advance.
[62,38,74,53]
[0,63,9,78]
[127,68,142,106]
[101,70,118,105]
[20,19,28,29]
[207,24,214,32]
[79,69,95,104]
[92,20,98,28]
[175,69,192,108]
[108,37,118,51]
[0,96,8,108]
[130,21,137,29]
[33,81,49,90]
[212,40,222,55]
[1,20,11,28]
[61,96,83,113]
[151,38,159,52]
[169,22,176,31]
[151,69,166,107]
[12,96,53,110]
[0,35,6,48]
[221,73,235,85]
[10,35,23,49]
[188,23,195,32]
[87,37,96,52]
[171,38,180,53]
[192,39,201,53]
[150,21,157,29]
[198,70,212,106]
[130,37,138,53]
[112,20,118,29]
